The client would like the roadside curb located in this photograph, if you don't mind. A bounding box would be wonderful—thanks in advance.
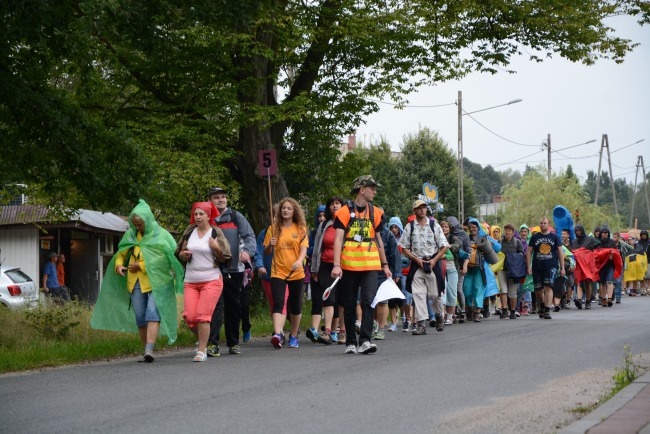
[558,371,650,434]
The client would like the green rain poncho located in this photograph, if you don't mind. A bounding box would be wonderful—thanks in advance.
[91,199,184,343]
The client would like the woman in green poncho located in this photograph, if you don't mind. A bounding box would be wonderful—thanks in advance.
[91,199,184,362]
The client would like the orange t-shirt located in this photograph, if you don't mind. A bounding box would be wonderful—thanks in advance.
[263,223,308,280]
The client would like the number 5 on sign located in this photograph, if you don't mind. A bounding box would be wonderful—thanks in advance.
[258,149,277,177]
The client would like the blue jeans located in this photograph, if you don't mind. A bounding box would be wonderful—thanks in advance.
[130,280,160,327]
[614,276,623,301]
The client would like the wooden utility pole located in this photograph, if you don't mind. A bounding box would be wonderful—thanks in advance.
[594,134,618,216]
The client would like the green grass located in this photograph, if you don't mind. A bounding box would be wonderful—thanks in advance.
[568,344,645,415]
[0,295,317,374]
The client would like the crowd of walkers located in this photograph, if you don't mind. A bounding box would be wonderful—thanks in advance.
[90,176,650,362]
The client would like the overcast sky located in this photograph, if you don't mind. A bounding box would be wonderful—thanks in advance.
[357,15,649,186]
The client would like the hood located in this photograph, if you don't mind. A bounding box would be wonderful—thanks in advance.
[490,225,502,239]
[447,216,461,230]
[641,230,648,238]
[128,199,159,236]
[314,204,326,228]
[388,216,403,234]
[468,217,487,238]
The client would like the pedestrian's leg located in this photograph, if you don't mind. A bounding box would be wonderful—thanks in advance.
[209,293,224,345]
[223,273,243,347]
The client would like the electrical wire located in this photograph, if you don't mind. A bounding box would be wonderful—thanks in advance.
[463,111,538,147]
[364,98,456,108]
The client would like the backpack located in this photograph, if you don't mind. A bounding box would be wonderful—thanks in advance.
[343,200,375,240]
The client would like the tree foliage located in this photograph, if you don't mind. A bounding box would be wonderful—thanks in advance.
[2,0,649,231]
[501,167,624,233]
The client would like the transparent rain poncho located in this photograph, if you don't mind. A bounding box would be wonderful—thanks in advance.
[91,199,184,343]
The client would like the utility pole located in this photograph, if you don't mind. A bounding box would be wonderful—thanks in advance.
[630,156,650,228]
[594,134,619,216]
[547,133,552,180]
[457,90,464,222]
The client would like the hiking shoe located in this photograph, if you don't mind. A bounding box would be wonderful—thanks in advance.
[585,302,591,310]
[444,317,453,326]
[543,312,552,319]
[574,299,582,309]
[458,313,466,324]
[402,320,410,332]
[242,330,251,343]
[388,323,397,332]
[288,335,299,348]
[412,322,427,335]
[345,344,357,354]
[509,310,517,319]
[338,332,346,344]
[500,311,509,319]
[271,333,283,349]
[538,310,545,319]
[319,332,333,345]
[435,314,444,332]
[372,330,385,340]
[411,322,418,333]
[206,343,220,357]
[554,305,561,313]
[494,308,502,316]
[229,345,241,355]
[143,350,154,363]
[358,341,377,354]
[306,328,319,343]
[330,331,339,343]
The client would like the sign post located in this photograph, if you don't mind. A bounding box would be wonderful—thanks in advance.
[258,149,278,224]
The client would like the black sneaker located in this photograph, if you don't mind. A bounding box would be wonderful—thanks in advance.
[500,311,509,319]
[206,343,220,357]
[509,310,517,319]
[585,302,591,310]
[574,299,583,309]
[554,305,561,313]
[543,312,552,319]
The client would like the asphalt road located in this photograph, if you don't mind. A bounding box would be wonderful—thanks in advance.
[2,297,649,434]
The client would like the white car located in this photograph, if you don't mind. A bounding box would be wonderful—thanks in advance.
[0,265,40,310]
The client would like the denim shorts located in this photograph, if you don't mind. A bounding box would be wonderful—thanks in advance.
[130,280,161,327]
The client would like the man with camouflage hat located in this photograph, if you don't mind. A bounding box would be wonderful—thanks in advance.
[331,175,392,355]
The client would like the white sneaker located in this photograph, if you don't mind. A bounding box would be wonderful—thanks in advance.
[357,341,377,354]
[345,344,357,354]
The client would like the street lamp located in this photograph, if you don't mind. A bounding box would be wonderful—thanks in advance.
[457,92,522,222]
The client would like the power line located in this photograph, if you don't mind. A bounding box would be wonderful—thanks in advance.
[463,111,538,147]
[365,98,456,108]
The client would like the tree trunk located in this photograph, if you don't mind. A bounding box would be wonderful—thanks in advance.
[237,125,289,234]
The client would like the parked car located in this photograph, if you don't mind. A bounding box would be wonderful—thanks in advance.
[0,265,40,310]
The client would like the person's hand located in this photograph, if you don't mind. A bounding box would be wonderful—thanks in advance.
[258,267,267,277]
[240,251,251,263]
[116,265,128,276]
[383,265,393,279]
[462,264,468,275]
[331,265,342,279]
[181,250,193,261]
[527,267,532,276]
[128,262,141,273]
[312,273,319,282]
[560,267,566,276]
[208,236,219,251]
[270,237,277,246]
[291,261,301,271]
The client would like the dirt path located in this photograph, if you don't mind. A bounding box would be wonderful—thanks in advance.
[440,353,650,434]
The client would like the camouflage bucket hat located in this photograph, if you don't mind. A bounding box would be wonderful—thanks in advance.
[351,175,381,194]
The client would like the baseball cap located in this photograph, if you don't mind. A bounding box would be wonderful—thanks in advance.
[49,252,59,259]
[351,175,380,193]
[207,186,227,197]
[412,199,427,210]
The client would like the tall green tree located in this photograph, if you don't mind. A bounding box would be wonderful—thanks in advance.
[2,0,649,231]
[501,167,623,232]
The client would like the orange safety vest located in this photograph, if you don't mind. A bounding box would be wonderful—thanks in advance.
[336,204,383,271]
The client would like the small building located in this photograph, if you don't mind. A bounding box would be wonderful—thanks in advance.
[0,205,128,303]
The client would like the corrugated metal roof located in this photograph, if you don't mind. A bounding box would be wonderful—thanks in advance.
[77,209,129,232]
[0,205,49,225]
[0,205,128,232]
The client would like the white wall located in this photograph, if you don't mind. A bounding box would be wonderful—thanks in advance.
[0,228,40,282]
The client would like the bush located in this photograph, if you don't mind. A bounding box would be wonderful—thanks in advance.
[23,302,81,340]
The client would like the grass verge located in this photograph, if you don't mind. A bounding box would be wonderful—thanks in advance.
[568,344,646,414]
[0,295,318,374]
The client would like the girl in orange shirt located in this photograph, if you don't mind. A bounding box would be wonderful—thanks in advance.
[264,197,308,349]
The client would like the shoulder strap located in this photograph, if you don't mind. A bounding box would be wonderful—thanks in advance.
[409,219,439,250]
[212,228,218,238]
